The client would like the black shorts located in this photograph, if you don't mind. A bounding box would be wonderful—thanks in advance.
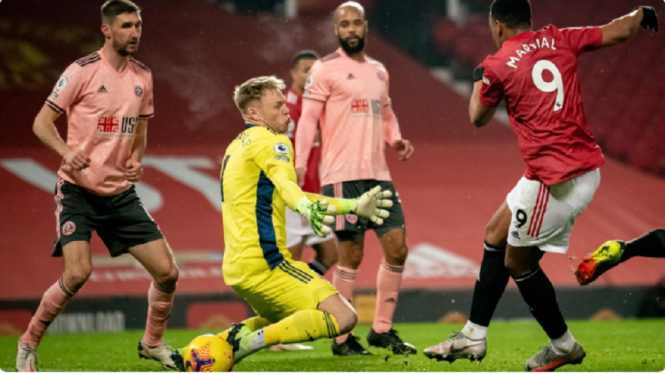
[52,179,164,257]
[321,180,406,241]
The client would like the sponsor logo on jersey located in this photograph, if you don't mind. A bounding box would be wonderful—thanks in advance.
[274,143,289,154]
[55,76,68,91]
[96,116,138,138]
[351,99,382,116]
[62,221,76,236]
[98,85,108,93]
[135,86,143,97]
[347,73,355,80]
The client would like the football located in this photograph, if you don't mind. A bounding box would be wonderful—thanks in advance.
[183,334,235,372]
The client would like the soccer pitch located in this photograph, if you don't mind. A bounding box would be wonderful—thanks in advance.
[1,320,663,372]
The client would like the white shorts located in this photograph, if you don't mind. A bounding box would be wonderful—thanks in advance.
[285,206,330,248]
[506,168,600,254]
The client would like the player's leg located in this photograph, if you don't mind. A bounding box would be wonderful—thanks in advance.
[322,181,369,354]
[287,240,305,261]
[224,261,353,363]
[577,228,665,285]
[308,237,338,276]
[364,226,415,354]
[97,185,178,369]
[285,205,307,261]
[331,233,370,355]
[507,244,585,371]
[511,171,599,371]
[18,241,92,372]
[128,239,179,369]
[424,201,510,362]
[18,180,94,372]
[258,292,356,347]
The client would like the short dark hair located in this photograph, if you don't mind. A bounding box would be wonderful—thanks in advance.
[101,0,141,25]
[291,50,320,69]
[490,0,532,29]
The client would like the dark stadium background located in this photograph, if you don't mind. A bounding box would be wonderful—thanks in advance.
[0,0,664,337]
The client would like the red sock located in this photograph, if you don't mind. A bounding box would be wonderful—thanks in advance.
[372,259,404,333]
[332,265,356,343]
[21,278,75,347]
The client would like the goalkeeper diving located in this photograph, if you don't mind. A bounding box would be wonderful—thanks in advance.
[171,76,393,368]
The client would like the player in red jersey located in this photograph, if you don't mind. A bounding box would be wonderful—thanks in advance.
[424,0,659,371]
[284,50,338,278]
[16,1,178,371]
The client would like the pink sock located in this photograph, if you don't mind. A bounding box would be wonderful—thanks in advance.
[142,282,175,347]
[332,265,357,343]
[21,278,75,347]
[373,259,404,333]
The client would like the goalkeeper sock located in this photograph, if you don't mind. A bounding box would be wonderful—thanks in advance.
[217,316,271,341]
[619,229,665,263]
[264,310,340,345]
[238,311,340,356]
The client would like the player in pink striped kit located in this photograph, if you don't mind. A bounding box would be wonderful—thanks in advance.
[295,1,415,356]
[17,1,178,371]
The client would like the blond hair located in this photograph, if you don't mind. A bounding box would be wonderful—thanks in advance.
[233,76,286,115]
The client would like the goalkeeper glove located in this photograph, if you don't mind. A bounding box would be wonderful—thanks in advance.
[295,198,336,237]
[351,185,393,225]
[639,6,659,31]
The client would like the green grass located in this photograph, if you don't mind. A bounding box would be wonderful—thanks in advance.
[2,320,664,371]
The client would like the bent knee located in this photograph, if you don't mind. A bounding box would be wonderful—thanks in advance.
[63,267,92,290]
[386,245,408,265]
[332,308,358,335]
[154,265,179,289]
[485,223,507,247]
[504,257,533,278]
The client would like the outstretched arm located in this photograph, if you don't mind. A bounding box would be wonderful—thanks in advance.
[257,141,391,237]
[600,6,659,48]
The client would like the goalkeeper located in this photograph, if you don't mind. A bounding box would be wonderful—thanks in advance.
[172,76,393,368]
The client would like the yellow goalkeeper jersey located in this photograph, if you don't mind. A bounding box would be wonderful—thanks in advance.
[221,124,321,286]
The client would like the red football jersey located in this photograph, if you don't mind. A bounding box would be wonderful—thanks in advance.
[285,88,322,193]
[480,25,605,186]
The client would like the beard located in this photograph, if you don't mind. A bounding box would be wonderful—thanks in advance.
[114,39,138,56]
[338,35,365,55]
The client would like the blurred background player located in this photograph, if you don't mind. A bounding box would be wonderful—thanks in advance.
[16,0,180,371]
[424,0,660,371]
[172,76,394,368]
[295,1,415,356]
[576,228,665,285]
[284,50,338,278]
